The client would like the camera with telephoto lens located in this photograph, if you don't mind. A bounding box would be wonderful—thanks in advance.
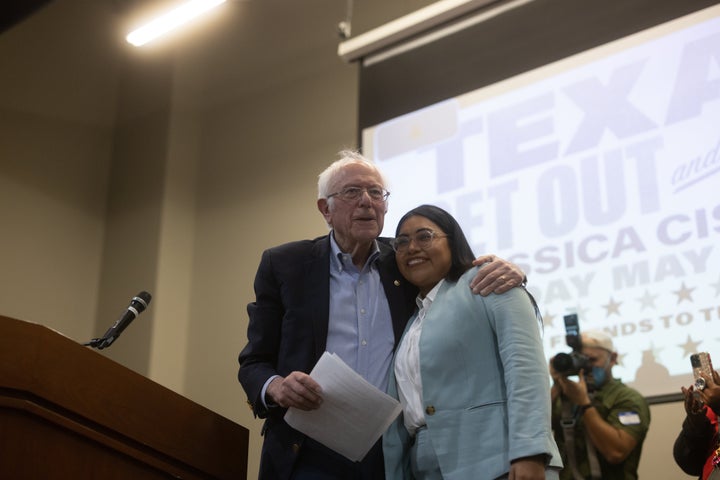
[551,314,593,376]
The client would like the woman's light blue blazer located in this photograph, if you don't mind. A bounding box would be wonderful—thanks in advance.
[383,266,563,479]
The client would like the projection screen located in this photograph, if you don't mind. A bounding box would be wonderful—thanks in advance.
[362,3,720,399]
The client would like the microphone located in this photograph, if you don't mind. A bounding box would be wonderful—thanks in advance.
[85,291,152,349]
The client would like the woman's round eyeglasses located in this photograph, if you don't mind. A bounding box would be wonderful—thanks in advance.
[391,229,448,253]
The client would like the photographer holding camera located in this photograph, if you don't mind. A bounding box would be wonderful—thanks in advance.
[550,329,650,480]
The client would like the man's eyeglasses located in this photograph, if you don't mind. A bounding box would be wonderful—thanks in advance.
[391,229,448,253]
[327,186,390,203]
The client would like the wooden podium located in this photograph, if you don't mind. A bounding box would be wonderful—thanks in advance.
[0,315,248,479]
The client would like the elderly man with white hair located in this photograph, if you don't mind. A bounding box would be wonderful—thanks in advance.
[549,329,651,480]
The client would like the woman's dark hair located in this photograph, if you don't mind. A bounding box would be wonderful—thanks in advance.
[395,204,475,282]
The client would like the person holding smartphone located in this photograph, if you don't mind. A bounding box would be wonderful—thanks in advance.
[673,354,720,480]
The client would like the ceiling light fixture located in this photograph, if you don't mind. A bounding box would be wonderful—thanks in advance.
[126,0,227,47]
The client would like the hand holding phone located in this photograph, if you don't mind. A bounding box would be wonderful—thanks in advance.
[691,352,714,391]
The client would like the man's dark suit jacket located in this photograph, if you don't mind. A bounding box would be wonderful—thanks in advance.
[238,235,417,480]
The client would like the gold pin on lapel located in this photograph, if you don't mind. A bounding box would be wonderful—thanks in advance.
[394,280,400,286]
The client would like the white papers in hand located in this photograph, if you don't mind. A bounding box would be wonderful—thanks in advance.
[284,351,402,462]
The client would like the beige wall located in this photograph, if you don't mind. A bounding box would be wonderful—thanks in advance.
[0,1,701,479]
[0,109,112,340]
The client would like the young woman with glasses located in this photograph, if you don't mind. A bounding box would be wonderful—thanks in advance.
[383,204,563,480]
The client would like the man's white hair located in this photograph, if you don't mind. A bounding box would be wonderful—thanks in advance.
[317,149,389,200]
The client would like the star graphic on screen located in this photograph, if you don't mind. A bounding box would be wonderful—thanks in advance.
[603,297,622,317]
[680,335,702,357]
[673,282,695,304]
[543,311,556,328]
[712,274,720,297]
[637,290,657,310]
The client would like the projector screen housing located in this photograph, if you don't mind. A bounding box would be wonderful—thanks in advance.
[357,0,720,132]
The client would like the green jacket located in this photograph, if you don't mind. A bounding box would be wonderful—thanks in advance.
[552,378,650,480]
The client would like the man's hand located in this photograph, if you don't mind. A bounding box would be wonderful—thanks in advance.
[550,360,591,407]
[470,255,526,295]
[266,371,323,410]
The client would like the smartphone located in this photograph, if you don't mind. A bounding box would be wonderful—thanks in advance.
[691,352,714,390]
[563,314,581,351]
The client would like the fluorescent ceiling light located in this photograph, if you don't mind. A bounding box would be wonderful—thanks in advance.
[126,0,227,47]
